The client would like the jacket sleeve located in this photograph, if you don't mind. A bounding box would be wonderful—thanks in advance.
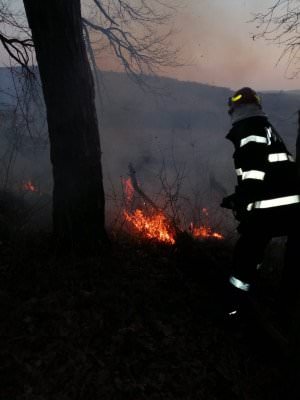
[233,131,268,207]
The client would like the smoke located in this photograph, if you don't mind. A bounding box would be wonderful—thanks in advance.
[95,0,297,91]
[1,67,299,235]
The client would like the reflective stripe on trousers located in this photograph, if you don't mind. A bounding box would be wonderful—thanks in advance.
[229,276,250,291]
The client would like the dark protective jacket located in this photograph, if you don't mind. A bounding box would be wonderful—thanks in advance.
[226,115,300,234]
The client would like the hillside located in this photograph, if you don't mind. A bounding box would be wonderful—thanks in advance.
[101,73,300,183]
[1,69,299,184]
[0,68,299,231]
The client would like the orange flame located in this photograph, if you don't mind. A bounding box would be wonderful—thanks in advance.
[122,178,134,204]
[23,180,38,192]
[121,179,223,244]
[124,209,175,245]
[190,222,224,240]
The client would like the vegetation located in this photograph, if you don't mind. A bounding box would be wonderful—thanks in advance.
[0,223,295,399]
[253,0,300,78]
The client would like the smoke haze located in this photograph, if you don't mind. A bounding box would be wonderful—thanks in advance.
[1,0,299,90]
[94,0,300,91]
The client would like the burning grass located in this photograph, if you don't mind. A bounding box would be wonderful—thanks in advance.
[121,178,224,245]
[0,175,290,398]
[124,209,176,245]
[123,208,224,245]
[190,223,224,240]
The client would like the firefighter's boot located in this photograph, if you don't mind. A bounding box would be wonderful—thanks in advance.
[222,278,251,321]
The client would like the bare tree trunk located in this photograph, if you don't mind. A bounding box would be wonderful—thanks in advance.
[297,110,300,184]
[283,110,300,395]
[23,0,107,253]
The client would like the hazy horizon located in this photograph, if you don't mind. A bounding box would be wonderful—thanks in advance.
[94,0,300,91]
[0,0,299,92]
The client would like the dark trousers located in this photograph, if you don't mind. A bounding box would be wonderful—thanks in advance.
[281,233,300,310]
[232,232,271,285]
[231,207,300,390]
[232,213,300,308]
[232,208,299,303]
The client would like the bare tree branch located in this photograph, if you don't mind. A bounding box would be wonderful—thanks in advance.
[252,0,300,78]
[0,32,34,74]
[0,0,182,87]
[82,0,183,87]
[93,0,119,26]
[0,0,34,75]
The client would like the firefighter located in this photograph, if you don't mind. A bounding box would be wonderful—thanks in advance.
[221,87,300,320]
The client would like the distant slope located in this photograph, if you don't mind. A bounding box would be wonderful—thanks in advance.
[98,70,299,146]
[96,71,300,204]
[0,68,299,206]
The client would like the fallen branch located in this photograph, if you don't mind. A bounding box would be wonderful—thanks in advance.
[128,163,161,212]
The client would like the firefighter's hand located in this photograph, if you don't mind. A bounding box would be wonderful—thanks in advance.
[220,194,236,210]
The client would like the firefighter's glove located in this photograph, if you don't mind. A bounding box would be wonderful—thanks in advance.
[220,194,237,210]
[221,193,245,221]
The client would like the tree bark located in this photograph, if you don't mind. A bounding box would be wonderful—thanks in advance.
[23,0,107,253]
[297,110,300,184]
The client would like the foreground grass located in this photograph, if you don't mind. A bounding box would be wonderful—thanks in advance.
[0,233,292,399]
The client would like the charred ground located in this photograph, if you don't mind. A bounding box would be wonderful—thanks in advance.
[0,227,292,400]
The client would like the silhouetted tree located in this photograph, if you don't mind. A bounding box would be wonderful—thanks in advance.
[23,0,108,253]
[297,111,300,183]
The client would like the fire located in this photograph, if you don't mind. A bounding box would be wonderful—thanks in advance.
[122,177,134,204]
[23,180,38,192]
[124,209,175,245]
[123,209,223,244]
[121,177,224,244]
[190,223,224,240]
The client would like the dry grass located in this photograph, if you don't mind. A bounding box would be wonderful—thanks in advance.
[0,232,293,400]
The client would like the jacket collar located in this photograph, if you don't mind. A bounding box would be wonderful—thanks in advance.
[226,104,268,141]
[230,103,266,124]
[226,116,269,142]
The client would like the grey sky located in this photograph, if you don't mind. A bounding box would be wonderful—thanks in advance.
[1,0,299,91]
[163,0,300,90]
[97,0,300,91]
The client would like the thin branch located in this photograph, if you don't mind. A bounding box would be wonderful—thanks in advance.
[82,0,182,89]
[251,0,300,77]
[0,32,34,75]
[93,0,119,26]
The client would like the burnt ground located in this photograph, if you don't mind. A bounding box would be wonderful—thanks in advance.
[0,232,298,400]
